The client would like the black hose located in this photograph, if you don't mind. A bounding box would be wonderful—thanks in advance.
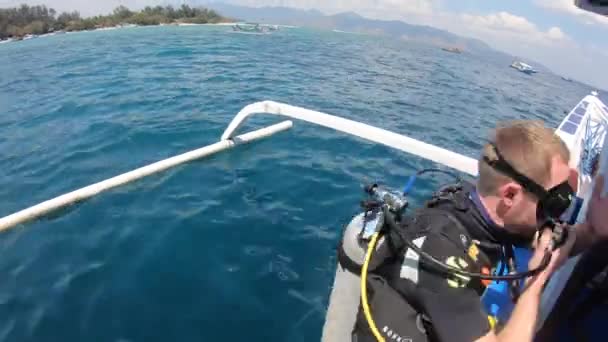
[384,206,552,281]
[416,168,462,181]
[401,235,551,281]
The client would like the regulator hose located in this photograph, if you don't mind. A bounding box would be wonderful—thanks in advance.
[361,219,553,342]
[383,206,552,281]
[361,232,385,342]
[400,234,551,281]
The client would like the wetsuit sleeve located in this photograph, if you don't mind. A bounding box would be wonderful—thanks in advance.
[400,233,491,342]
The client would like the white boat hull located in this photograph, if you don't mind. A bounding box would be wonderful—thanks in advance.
[538,93,608,326]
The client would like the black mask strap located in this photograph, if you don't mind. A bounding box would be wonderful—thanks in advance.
[483,143,574,223]
[483,143,549,201]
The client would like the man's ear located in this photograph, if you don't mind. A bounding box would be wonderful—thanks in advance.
[569,168,579,193]
[498,182,521,207]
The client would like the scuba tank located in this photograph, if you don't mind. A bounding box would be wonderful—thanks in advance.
[322,185,408,342]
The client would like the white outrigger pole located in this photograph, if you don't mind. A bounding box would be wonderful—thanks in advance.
[0,121,292,231]
[0,101,477,232]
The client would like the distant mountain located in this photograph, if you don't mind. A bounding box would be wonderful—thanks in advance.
[206,3,326,23]
[203,2,522,64]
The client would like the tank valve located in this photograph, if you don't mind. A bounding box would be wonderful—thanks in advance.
[365,183,408,213]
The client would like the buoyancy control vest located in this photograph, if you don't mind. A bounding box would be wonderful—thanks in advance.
[345,183,514,342]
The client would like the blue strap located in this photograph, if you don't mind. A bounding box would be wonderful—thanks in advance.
[403,175,417,195]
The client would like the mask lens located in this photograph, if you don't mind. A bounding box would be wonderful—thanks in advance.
[537,181,574,222]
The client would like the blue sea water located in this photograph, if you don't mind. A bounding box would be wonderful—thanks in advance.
[0,25,595,341]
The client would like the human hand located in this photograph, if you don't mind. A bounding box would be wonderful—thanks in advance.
[526,226,576,289]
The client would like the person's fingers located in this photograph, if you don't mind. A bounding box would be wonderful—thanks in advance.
[547,226,577,272]
[529,229,552,269]
[532,230,540,249]
[593,175,604,201]
[537,228,552,249]
[565,225,576,249]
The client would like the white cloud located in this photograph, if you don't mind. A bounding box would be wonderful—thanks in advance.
[463,11,537,33]
[447,12,569,46]
[535,0,608,26]
[547,26,566,40]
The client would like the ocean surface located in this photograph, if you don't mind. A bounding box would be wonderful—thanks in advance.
[0,25,596,341]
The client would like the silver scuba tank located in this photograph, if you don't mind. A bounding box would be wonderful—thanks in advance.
[322,185,408,342]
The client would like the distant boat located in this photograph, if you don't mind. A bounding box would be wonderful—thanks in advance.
[441,47,462,54]
[510,61,537,75]
[232,23,273,34]
[95,26,118,31]
[562,76,573,82]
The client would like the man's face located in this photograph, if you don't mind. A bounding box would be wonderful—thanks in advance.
[501,156,572,238]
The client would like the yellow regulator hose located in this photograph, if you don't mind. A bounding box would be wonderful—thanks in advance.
[361,232,385,342]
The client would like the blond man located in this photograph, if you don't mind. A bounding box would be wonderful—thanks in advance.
[351,121,608,342]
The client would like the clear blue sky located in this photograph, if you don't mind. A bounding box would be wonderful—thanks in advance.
[2,0,607,89]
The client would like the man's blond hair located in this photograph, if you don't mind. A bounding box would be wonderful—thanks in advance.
[477,120,570,196]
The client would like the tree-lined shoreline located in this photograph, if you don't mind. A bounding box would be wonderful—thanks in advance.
[0,4,232,40]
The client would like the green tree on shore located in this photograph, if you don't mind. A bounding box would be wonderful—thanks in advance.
[0,4,230,39]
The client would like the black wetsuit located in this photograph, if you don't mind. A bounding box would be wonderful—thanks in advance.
[350,183,526,342]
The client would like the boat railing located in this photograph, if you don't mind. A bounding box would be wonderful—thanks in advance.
[0,101,477,232]
[221,101,478,174]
